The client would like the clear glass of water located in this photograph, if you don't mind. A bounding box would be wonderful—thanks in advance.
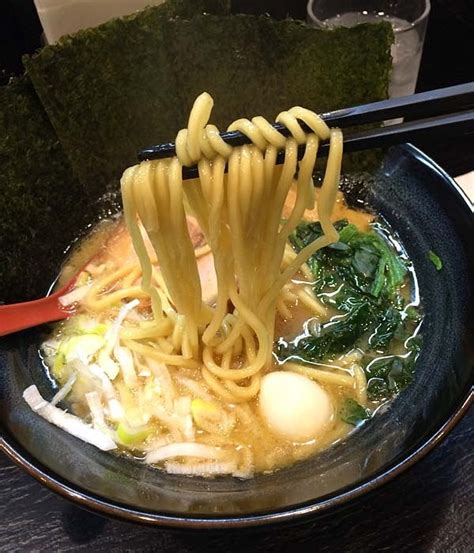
[307,0,431,98]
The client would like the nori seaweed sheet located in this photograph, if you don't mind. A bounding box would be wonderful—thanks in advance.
[2,0,393,302]
[24,6,392,192]
[24,1,231,196]
[0,77,91,302]
[171,16,393,127]
[0,1,231,303]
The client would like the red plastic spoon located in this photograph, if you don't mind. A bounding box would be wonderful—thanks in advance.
[0,274,81,337]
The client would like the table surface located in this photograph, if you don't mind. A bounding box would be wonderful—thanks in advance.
[1,1,473,551]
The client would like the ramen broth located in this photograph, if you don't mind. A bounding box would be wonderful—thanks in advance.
[41,192,422,475]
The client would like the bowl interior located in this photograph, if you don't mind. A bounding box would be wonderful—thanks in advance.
[0,144,473,526]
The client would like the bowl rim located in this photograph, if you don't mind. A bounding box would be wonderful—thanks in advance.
[1,143,473,528]
[1,387,472,528]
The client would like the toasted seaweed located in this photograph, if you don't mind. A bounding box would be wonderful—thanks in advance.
[0,77,92,302]
[3,1,392,301]
[1,1,232,302]
[171,16,393,126]
[24,1,231,193]
[169,15,392,173]
[24,6,392,192]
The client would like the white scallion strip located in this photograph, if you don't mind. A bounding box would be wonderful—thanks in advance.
[114,344,138,387]
[23,385,116,451]
[151,405,183,441]
[147,360,175,412]
[165,461,237,476]
[108,398,124,421]
[85,363,124,421]
[174,396,192,416]
[58,284,92,307]
[87,363,124,421]
[105,299,140,353]
[145,443,226,464]
[98,350,120,380]
[50,372,77,406]
[181,415,195,441]
[88,363,117,398]
[65,335,105,365]
[174,398,195,441]
[175,375,214,401]
[86,391,107,430]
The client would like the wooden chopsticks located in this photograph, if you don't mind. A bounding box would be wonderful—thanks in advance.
[137,82,474,180]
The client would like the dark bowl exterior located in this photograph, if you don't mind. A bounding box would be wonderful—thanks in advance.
[0,144,473,528]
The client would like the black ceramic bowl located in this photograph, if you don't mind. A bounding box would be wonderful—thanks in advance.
[0,144,472,528]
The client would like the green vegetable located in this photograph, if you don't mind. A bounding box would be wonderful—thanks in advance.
[365,337,421,401]
[428,250,443,271]
[368,306,401,350]
[52,350,66,379]
[280,219,422,401]
[117,422,152,446]
[63,334,105,363]
[340,398,371,426]
[290,220,407,306]
[352,246,380,279]
[71,315,108,335]
[278,301,375,363]
[405,306,422,322]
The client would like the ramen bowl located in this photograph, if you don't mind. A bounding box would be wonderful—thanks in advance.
[0,144,472,528]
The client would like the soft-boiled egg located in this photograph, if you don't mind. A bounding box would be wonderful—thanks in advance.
[258,371,333,442]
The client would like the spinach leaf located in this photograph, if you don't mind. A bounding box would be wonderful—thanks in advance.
[277,301,375,363]
[337,223,360,243]
[365,337,421,401]
[289,219,407,305]
[352,246,380,278]
[340,398,371,426]
[405,306,422,322]
[368,306,402,350]
[283,219,422,402]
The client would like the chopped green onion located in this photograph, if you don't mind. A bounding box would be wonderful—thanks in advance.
[117,422,152,446]
[52,350,66,379]
[428,250,443,271]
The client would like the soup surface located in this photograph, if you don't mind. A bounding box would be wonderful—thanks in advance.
[39,191,422,477]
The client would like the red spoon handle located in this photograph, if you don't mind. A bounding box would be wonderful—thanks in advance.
[0,294,71,336]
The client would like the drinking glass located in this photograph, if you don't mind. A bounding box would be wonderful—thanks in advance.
[307,0,431,98]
